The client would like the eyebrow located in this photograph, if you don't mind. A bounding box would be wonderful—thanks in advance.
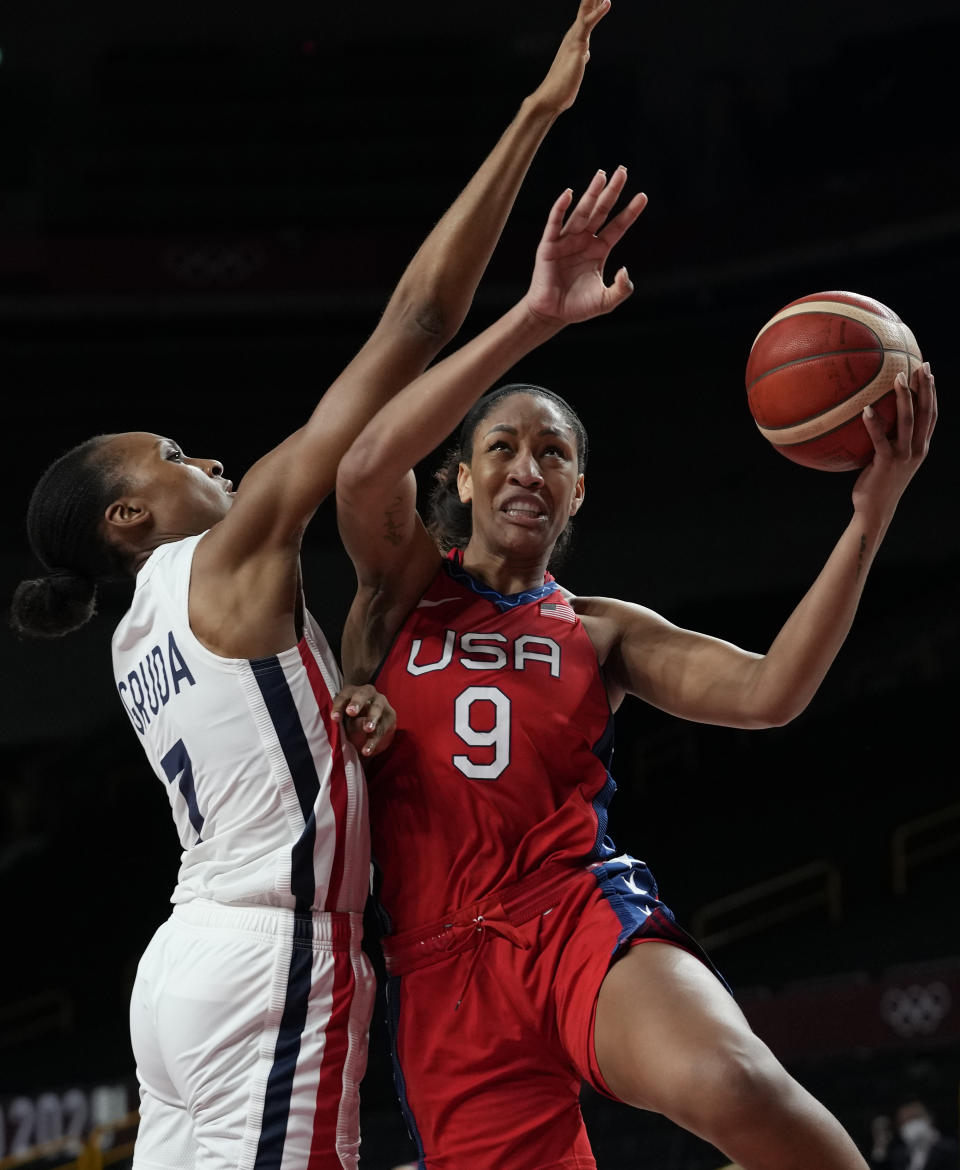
[483,423,570,439]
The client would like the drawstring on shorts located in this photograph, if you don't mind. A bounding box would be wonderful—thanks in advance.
[453,914,530,1011]
[381,863,580,1010]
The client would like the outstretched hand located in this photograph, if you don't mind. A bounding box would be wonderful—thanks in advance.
[524,166,647,326]
[853,361,937,520]
[534,0,612,114]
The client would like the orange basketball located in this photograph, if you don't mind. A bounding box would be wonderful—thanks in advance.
[745,290,922,471]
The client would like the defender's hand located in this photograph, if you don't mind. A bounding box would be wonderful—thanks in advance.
[532,0,612,115]
[331,683,396,758]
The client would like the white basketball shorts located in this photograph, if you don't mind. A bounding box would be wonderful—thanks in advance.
[129,899,375,1170]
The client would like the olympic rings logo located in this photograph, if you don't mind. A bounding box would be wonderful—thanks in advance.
[163,242,266,288]
[880,982,952,1038]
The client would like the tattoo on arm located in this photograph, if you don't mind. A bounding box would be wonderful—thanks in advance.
[382,496,405,547]
[856,533,867,579]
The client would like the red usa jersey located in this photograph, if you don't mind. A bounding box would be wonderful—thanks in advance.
[368,551,618,935]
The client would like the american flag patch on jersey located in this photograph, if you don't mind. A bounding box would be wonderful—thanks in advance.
[540,599,576,623]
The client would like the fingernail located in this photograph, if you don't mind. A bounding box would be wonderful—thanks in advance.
[331,711,341,721]
[895,372,907,387]
[364,721,376,731]
[923,361,932,375]
[863,404,875,418]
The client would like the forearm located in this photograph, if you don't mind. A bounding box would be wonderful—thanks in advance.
[275,92,569,512]
[749,508,890,723]
[341,165,643,501]
[340,300,561,492]
[380,0,607,346]
[383,94,567,347]
[749,368,936,724]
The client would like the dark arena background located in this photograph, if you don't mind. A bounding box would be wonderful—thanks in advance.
[1,0,958,1167]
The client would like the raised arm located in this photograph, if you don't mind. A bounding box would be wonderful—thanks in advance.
[336,169,647,675]
[215,1,609,537]
[190,1,612,653]
[587,364,938,726]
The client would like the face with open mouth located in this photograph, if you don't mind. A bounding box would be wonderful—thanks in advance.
[102,432,235,540]
[456,392,585,562]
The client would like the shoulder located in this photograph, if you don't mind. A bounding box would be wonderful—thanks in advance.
[567,593,677,649]
[368,544,447,623]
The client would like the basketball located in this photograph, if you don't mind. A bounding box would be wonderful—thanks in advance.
[745,290,922,471]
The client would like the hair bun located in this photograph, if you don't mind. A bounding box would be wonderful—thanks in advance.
[47,566,95,593]
[9,570,98,639]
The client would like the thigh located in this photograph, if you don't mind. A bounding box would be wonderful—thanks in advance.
[388,945,595,1170]
[593,940,774,1115]
[551,857,722,1096]
[593,943,870,1170]
[130,922,198,1170]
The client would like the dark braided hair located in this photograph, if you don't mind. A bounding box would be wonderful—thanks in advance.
[10,434,132,638]
[427,383,588,570]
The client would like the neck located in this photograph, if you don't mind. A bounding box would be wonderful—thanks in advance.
[460,540,551,596]
[131,549,154,573]
[130,531,192,573]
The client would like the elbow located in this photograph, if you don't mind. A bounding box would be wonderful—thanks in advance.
[387,274,471,353]
[337,436,383,498]
[412,298,459,347]
[738,659,815,729]
[404,298,463,354]
[746,695,809,730]
[753,710,793,731]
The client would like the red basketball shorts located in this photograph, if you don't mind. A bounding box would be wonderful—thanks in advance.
[379,855,723,1170]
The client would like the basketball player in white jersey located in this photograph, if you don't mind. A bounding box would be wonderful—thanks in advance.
[9,5,615,1166]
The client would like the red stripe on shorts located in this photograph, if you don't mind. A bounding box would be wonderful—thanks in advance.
[298,639,348,912]
[306,948,357,1169]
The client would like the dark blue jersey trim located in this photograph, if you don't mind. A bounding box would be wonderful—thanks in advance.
[590,773,618,862]
[443,552,558,612]
[251,655,320,911]
[385,975,427,1168]
[253,911,314,1170]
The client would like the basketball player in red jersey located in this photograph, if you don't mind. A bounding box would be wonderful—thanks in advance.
[10,5,617,1167]
[335,171,937,1165]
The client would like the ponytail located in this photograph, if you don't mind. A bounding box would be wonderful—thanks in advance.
[10,570,98,639]
[9,435,129,639]
[426,450,472,555]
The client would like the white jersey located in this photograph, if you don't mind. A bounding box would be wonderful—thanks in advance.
[111,534,369,914]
